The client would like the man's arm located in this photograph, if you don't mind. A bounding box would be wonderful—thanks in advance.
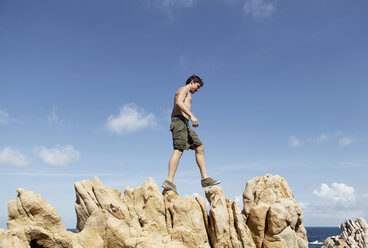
[175,87,199,127]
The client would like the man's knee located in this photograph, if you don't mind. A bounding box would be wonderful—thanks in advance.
[173,149,184,156]
[194,145,204,153]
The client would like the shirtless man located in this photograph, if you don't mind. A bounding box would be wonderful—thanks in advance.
[162,75,220,194]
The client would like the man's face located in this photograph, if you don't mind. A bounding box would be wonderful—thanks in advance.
[190,82,201,94]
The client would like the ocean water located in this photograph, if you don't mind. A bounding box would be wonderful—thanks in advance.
[306,227,340,248]
[68,226,341,247]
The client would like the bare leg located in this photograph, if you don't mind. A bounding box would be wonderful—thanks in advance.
[194,145,208,179]
[166,149,183,182]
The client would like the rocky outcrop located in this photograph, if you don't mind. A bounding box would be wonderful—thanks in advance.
[205,186,255,248]
[321,217,368,248]
[74,177,208,247]
[0,174,308,248]
[243,174,308,248]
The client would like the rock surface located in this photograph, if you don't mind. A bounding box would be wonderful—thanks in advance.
[243,174,308,248]
[321,217,368,248]
[0,174,308,248]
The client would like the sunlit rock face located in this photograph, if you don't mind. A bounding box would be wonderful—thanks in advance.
[0,174,308,248]
[242,174,308,248]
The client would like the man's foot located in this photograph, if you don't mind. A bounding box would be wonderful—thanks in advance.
[162,180,178,194]
[201,177,221,188]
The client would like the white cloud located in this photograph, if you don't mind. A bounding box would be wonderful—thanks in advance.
[313,183,355,205]
[288,136,301,147]
[106,103,157,135]
[243,0,275,18]
[339,137,352,147]
[316,133,329,143]
[48,106,59,123]
[0,109,11,125]
[301,184,368,224]
[38,145,80,167]
[0,147,28,167]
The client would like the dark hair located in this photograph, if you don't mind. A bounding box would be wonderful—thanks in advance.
[185,75,204,87]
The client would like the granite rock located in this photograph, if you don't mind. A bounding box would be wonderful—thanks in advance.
[322,217,368,248]
[243,174,308,248]
[0,174,308,248]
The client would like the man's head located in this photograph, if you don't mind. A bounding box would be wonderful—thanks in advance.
[186,75,204,94]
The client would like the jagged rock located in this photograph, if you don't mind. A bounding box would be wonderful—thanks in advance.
[322,217,368,248]
[74,176,212,247]
[243,174,308,248]
[6,188,74,247]
[75,177,182,247]
[205,186,255,248]
[164,191,210,248]
[0,174,309,248]
[357,217,368,232]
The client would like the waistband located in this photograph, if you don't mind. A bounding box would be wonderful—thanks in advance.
[172,115,188,123]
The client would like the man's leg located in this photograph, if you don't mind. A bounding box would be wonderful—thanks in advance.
[193,145,208,179]
[166,149,183,182]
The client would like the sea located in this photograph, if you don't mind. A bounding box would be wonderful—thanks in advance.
[67,226,340,248]
[306,227,340,248]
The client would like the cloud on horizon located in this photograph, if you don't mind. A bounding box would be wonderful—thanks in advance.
[243,0,275,18]
[301,183,368,222]
[106,103,157,135]
[0,147,29,167]
[37,145,81,167]
[313,182,355,205]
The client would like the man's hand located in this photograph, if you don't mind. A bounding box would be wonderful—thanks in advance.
[191,116,199,127]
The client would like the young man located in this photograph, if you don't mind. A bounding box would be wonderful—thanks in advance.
[162,75,220,194]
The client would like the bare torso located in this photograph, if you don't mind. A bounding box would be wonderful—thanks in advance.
[171,86,192,119]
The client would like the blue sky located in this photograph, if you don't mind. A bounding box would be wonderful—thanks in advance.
[1,0,367,228]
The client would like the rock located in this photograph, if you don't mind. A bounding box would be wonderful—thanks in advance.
[0,229,29,248]
[322,236,349,248]
[247,203,269,248]
[357,217,368,233]
[164,191,210,248]
[6,188,74,248]
[0,174,308,248]
[74,176,210,247]
[205,186,255,248]
[322,217,368,248]
[243,174,308,248]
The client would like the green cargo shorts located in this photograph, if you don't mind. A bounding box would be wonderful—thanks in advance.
[170,116,203,150]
